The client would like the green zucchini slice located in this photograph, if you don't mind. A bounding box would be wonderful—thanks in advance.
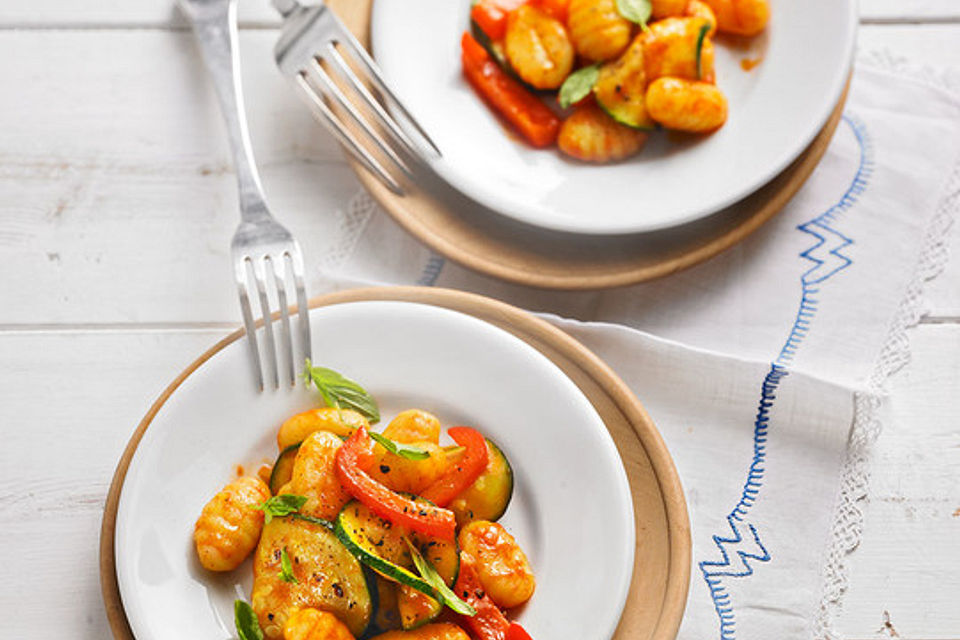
[593,37,656,131]
[334,499,460,628]
[252,517,373,637]
[335,501,436,597]
[268,443,300,494]
[449,438,514,527]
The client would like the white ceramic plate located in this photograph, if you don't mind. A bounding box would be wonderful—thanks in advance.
[370,0,857,235]
[115,301,635,639]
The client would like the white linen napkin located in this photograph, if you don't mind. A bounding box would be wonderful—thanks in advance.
[313,55,960,639]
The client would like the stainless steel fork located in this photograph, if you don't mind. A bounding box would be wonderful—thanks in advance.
[272,0,442,195]
[179,0,311,391]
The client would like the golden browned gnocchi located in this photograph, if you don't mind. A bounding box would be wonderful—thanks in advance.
[281,430,352,520]
[382,409,441,445]
[283,608,355,640]
[458,520,535,609]
[368,440,449,494]
[642,16,715,83]
[685,0,718,37]
[701,0,770,36]
[558,102,649,163]
[464,0,766,161]
[194,475,271,572]
[566,0,633,62]
[277,407,368,450]
[370,623,471,640]
[646,76,728,132]
[504,5,575,89]
[651,0,689,19]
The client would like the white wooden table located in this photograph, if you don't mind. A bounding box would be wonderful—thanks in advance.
[0,2,957,638]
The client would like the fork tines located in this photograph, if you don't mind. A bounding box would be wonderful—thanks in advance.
[234,244,311,391]
[274,2,441,195]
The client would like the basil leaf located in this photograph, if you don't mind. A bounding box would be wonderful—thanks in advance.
[303,360,380,424]
[616,0,652,28]
[559,64,600,109]
[256,494,308,524]
[406,539,477,617]
[695,22,710,80]
[280,547,299,584]
[235,600,264,640]
[291,512,335,530]
[369,431,431,461]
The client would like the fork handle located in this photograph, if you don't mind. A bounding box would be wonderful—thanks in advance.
[184,0,270,221]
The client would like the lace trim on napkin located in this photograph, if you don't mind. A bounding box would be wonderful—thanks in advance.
[814,51,960,639]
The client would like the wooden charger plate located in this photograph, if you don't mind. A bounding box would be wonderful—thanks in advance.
[326,0,849,290]
[100,287,691,640]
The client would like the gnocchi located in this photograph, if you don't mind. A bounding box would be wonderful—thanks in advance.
[462,0,767,162]
[558,102,649,163]
[646,76,728,132]
[193,475,271,572]
[566,0,632,62]
[458,520,536,609]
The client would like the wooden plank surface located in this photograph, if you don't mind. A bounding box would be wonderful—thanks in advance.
[1,325,957,638]
[838,325,960,639]
[0,5,958,640]
[0,25,957,326]
[0,0,956,28]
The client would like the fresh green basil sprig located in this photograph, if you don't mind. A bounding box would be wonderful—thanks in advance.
[234,600,264,640]
[279,547,299,584]
[256,494,308,524]
[406,539,477,616]
[559,64,600,109]
[616,0,652,30]
[303,359,380,424]
[369,431,431,461]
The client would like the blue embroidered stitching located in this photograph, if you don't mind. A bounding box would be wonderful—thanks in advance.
[416,252,447,286]
[698,115,874,639]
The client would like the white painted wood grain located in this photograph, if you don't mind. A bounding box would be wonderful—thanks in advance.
[0,29,360,325]
[838,324,960,640]
[0,329,225,639]
[0,26,957,326]
[856,24,960,319]
[0,0,956,27]
[0,0,278,28]
[0,325,957,638]
[861,0,960,22]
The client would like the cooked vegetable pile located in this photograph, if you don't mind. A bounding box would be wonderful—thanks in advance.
[463,0,770,162]
[193,362,534,640]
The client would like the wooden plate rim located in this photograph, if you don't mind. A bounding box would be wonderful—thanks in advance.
[99,286,691,640]
[338,0,850,290]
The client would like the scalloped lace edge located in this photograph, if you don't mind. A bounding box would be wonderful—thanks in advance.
[814,50,960,640]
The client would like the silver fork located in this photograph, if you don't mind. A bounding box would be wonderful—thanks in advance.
[272,0,442,195]
[179,0,311,391]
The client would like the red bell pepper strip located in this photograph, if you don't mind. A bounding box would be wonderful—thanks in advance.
[505,622,534,640]
[335,426,457,540]
[530,0,568,22]
[461,32,561,149]
[454,553,511,640]
[470,1,509,40]
[420,426,489,507]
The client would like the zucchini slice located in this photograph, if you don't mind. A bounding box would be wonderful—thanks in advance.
[593,37,656,130]
[449,438,514,527]
[334,500,460,621]
[268,443,300,494]
[396,526,460,630]
[251,517,373,638]
[335,501,436,597]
